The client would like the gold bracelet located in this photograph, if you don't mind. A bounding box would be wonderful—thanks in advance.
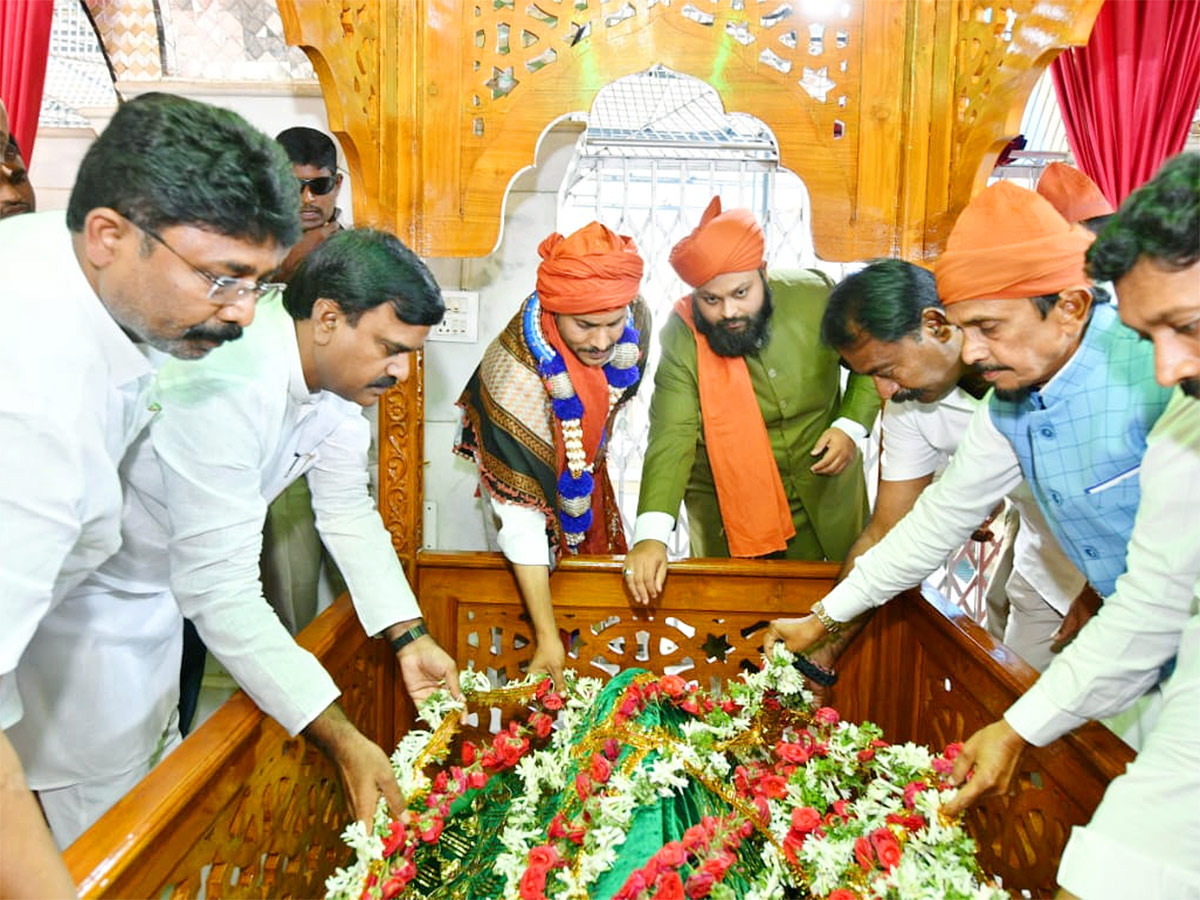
[811,601,842,635]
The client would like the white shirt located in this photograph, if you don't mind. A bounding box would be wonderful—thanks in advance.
[881,387,1084,614]
[0,212,159,729]
[1005,387,1200,746]
[18,295,419,765]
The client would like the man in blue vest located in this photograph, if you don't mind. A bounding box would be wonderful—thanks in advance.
[946,152,1200,898]
[764,181,1173,699]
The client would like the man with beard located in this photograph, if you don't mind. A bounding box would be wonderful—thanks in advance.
[818,259,1088,672]
[8,229,460,847]
[764,182,1173,706]
[455,222,648,687]
[946,152,1200,899]
[0,134,36,219]
[624,198,879,604]
[0,93,298,896]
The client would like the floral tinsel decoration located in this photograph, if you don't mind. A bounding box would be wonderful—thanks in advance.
[522,291,640,550]
[326,649,1008,900]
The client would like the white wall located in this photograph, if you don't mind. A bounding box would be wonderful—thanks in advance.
[421,123,582,551]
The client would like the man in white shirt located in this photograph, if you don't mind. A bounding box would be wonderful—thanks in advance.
[10,228,460,846]
[0,93,299,897]
[816,259,1089,672]
[945,152,1200,899]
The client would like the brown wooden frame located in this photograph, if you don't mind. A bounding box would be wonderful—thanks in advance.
[65,554,1132,898]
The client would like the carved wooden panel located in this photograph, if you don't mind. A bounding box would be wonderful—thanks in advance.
[379,352,424,580]
[65,598,396,899]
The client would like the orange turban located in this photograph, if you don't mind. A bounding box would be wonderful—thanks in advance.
[1036,162,1115,223]
[535,222,643,314]
[669,196,765,288]
[934,181,1096,306]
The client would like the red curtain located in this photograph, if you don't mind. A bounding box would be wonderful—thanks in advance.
[0,0,54,163]
[1051,0,1200,206]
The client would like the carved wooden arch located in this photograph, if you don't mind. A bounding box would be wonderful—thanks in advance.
[278,0,1102,568]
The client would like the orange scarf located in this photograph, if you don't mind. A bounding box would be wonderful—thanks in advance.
[673,297,794,557]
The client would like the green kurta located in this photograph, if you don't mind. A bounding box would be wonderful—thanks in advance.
[637,269,880,560]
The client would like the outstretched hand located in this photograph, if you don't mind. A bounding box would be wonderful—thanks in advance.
[624,540,668,606]
[762,614,828,658]
[397,635,463,703]
[810,427,857,475]
[528,636,566,691]
[941,718,1028,817]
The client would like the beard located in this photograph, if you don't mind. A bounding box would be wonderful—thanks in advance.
[691,282,774,358]
[1181,377,1200,399]
[992,385,1032,402]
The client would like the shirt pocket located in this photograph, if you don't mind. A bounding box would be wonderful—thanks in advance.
[1082,463,1141,511]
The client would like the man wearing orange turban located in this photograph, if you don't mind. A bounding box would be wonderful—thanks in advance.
[767,182,1175,749]
[624,198,879,604]
[455,222,648,685]
[1036,161,1114,230]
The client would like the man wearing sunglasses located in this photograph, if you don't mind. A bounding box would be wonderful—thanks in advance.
[275,126,345,282]
[0,93,299,897]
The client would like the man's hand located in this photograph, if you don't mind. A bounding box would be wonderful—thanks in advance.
[528,634,566,690]
[396,634,462,703]
[0,727,76,899]
[304,705,405,824]
[810,427,857,475]
[1050,584,1103,653]
[624,540,668,606]
[941,718,1028,816]
[763,614,828,657]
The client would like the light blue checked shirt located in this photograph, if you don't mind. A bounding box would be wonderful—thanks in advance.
[988,303,1174,596]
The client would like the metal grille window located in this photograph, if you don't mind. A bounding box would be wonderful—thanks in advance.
[556,66,871,559]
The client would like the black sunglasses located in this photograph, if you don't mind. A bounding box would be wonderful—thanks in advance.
[297,175,338,196]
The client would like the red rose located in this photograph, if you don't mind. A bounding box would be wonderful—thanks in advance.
[903,780,927,809]
[684,871,716,898]
[857,747,875,762]
[791,806,822,834]
[527,844,561,871]
[380,875,405,900]
[814,706,840,725]
[854,835,875,871]
[680,698,701,716]
[943,741,963,760]
[651,870,685,900]
[548,813,568,840]
[542,692,565,711]
[754,774,788,799]
[870,827,902,872]
[931,756,953,775]
[467,770,488,789]
[827,891,857,900]
[432,770,449,793]
[420,816,444,843]
[535,677,552,700]
[752,796,770,823]
[775,740,811,764]
[702,850,736,880]
[682,824,709,851]
[886,812,927,831]
[659,674,688,698]
[591,752,613,784]
[575,772,593,802]
[530,712,553,739]
[782,829,805,865]
[721,698,739,714]
[656,840,686,868]
[382,819,406,856]
[831,799,852,819]
[604,738,621,760]
[518,866,548,900]
[393,859,416,882]
[461,741,477,765]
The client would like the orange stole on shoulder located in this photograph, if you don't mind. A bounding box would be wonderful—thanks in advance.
[672,297,794,557]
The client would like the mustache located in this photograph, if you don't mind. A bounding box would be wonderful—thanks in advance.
[976,364,1012,373]
[301,205,325,215]
[367,375,398,390]
[890,388,926,403]
[719,317,753,329]
[1181,377,1200,399]
[181,322,244,345]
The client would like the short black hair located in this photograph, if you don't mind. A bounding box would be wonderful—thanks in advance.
[821,259,940,349]
[275,126,338,174]
[284,228,445,327]
[1087,152,1199,283]
[66,93,300,246]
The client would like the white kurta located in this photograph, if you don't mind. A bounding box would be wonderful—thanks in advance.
[1004,388,1200,897]
[10,295,420,802]
[0,211,159,730]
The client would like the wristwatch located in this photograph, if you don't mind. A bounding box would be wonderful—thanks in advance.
[388,621,429,652]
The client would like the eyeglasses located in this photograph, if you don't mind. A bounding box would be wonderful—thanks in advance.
[297,175,338,196]
[132,219,285,304]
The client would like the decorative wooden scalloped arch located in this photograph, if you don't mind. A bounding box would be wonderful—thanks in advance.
[278,0,1101,568]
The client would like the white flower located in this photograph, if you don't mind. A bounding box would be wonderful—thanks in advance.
[341,820,383,861]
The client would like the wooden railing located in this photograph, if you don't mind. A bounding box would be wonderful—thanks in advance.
[63,552,1132,898]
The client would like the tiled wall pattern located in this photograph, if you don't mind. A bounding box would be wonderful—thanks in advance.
[46,0,315,126]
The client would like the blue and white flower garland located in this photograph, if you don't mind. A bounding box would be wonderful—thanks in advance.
[523,291,640,550]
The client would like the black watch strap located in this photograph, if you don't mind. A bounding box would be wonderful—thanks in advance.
[388,621,428,653]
